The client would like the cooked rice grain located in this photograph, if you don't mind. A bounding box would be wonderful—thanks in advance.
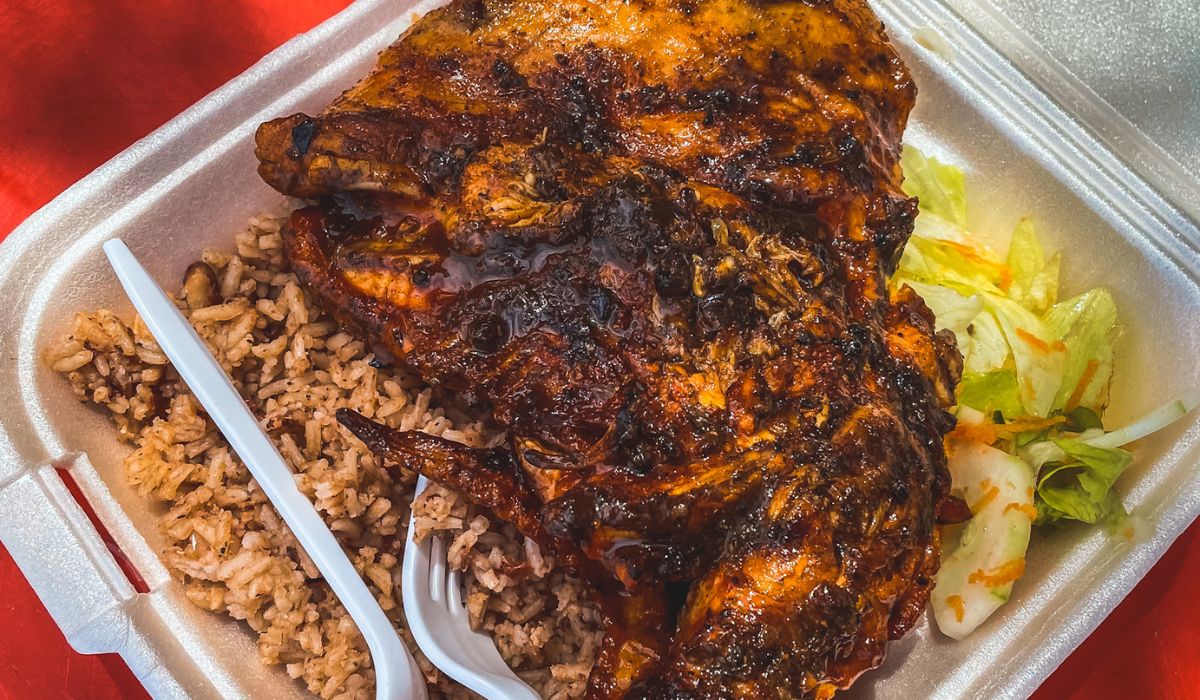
[48,218,602,700]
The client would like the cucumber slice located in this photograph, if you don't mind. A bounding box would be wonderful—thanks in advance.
[932,440,1036,639]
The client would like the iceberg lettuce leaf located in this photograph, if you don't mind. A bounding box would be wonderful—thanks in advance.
[957,369,1023,419]
[900,213,1009,296]
[1006,218,1059,314]
[1034,439,1132,525]
[961,311,1010,376]
[981,293,1065,417]
[901,145,968,227]
[902,280,983,345]
[1045,288,1120,413]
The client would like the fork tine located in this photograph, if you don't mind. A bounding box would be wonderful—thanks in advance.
[403,477,540,700]
[446,566,467,619]
[429,535,447,603]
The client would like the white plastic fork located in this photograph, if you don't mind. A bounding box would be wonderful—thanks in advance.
[103,239,427,700]
[403,475,541,700]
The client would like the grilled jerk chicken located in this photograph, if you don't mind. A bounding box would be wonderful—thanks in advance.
[255,0,963,697]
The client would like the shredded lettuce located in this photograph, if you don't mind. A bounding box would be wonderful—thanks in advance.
[961,311,1008,376]
[896,150,1070,418]
[900,215,1008,297]
[957,369,1022,419]
[1031,397,1197,525]
[1045,289,1120,414]
[898,145,1196,639]
[979,293,1065,417]
[903,280,982,345]
[1034,439,1133,525]
[1006,218,1060,315]
[901,147,968,227]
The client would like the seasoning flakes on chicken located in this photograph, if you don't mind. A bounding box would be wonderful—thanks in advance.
[255,0,964,696]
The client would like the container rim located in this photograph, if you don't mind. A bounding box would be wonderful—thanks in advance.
[0,1,1197,698]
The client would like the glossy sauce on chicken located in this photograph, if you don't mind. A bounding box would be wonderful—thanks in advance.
[256,1,963,697]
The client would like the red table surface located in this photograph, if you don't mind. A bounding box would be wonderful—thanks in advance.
[1,1,1197,698]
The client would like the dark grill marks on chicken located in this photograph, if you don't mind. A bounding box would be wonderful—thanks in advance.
[255,0,963,697]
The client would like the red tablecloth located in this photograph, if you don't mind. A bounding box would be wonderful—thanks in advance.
[1,2,1197,698]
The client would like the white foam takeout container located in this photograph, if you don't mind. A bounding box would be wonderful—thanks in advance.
[1,0,1198,698]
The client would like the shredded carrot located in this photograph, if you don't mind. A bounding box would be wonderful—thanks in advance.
[944,242,995,267]
[1000,415,1067,435]
[1066,359,1102,409]
[1016,328,1052,353]
[968,558,1026,587]
[1004,502,1039,519]
[971,483,1000,514]
[942,242,1013,291]
[950,415,1064,446]
[948,421,999,445]
[946,595,966,623]
[997,266,1013,293]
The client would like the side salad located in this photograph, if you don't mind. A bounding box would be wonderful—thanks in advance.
[894,146,1197,639]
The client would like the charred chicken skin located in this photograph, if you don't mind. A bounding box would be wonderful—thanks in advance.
[255,0,963,697]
